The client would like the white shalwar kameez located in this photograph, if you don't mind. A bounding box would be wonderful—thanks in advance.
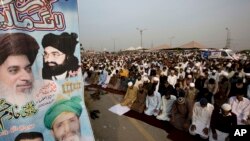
[189,102,214,139]
[156,95,176,121]
[229,96,250,125]
[144,91,161,116]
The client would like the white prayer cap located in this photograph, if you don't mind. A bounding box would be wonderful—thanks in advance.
[227,63,232,68]
[200,73,205,77]
[171,70,175,73]
[143,76,150,82]
[222,72,229,77]
[190,83,195,87]
[174,66,179,69]
[186,69,191,73]
[188,75,192,78]
[153,77,159,82]
[160,72,165,76]
[193,69,197,73]
[212,70,217,73]
[195,62,201,67]
[128,82,133,87]
[221,103,231,111]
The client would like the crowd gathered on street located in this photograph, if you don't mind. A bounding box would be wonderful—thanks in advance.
[82,49,250,141]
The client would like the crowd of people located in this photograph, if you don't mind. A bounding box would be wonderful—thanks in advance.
[82,50,250,141]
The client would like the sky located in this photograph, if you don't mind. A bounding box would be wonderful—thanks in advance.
[78,0,250,51]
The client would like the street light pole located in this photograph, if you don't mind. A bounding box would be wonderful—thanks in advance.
[113,39,116,52]
[136,28,147,48]
[225,27,231,49]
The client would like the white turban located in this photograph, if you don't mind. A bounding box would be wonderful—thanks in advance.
[153,77,159,82]
[143,77,150,82]
[221,103,231,111]
[188,75,192,79]
[222,72,229,77]
[195,62,201,67]
[190,83,195,87]
[227,63,232,68]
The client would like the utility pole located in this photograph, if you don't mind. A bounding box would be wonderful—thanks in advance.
[225,27,231,49]
[136,28,147,48]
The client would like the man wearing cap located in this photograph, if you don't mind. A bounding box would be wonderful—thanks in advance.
[42,32,80,80]
[167,69,177,87]
[120,82,138,107]
[189,98,214,139]
[209,103,237,141]
[186,83,199,115]
[170,96,191,131]
[44,96,83,141]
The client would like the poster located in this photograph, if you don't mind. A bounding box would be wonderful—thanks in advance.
[0,0,95,140]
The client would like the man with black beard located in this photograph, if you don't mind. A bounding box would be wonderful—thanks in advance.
[42,32,80,80]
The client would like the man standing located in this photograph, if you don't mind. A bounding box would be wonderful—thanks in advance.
[42,32,80,80]
[189,98,214,139]
[0,33,39,105]
[44,96,83,141]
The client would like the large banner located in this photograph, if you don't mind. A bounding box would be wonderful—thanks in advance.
[0,0,95,141]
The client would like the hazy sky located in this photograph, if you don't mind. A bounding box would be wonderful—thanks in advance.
[78,0,250,51]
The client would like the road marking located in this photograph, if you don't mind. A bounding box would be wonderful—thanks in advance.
[108,94,157,141]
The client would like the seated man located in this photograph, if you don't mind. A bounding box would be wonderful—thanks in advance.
[189,98,214,139]
[156,93,176,121]
[131,81,148,113]
[229,91,250,125]
[144,84,161,116]
[209,103,237,141]
[120,82,138,107]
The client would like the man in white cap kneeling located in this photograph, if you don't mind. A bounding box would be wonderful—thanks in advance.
[209,103,237,141]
